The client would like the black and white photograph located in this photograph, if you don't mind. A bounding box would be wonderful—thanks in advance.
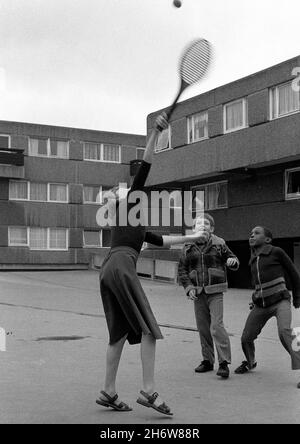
[0,0,299,429]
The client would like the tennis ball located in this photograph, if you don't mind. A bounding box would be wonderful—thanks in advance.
[173,0,182,7]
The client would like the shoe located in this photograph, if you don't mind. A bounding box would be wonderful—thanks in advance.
[195,360,214,373]
[234,361,257,374]
[297,381,300,389]
[216,361,230,379]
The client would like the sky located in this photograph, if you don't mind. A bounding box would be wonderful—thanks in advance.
[0,0,300,135]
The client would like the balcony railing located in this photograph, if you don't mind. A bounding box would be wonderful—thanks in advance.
[0,147,24,166]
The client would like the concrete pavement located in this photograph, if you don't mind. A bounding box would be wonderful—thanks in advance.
[0,270,299,424]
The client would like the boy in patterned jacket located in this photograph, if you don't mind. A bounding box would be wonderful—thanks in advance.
[178,213,239,379]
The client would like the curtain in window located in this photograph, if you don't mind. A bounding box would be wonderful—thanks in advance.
[226,101,243,130]
[278,83,299,116]
[83,186,101,203]
[49,229,67,249]
[103,144,119,162]
[84,143,100,160]
[50,140,69,158]
[194,113,208,141]
[10,181,28,199]
[9,227,28,245]
[30,183,47,201]
[84,231,101,247]
[49,184,67,202]
[29,138,47,156]
[155,129,169,151]
[30,228,47,249]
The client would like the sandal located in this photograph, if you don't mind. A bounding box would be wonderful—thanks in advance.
[137,390,173,416]
[96,390,132,412]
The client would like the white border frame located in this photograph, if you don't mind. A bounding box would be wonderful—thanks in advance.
[28,137,69,159]
[187,111,209,144]
[269,80,300,121]
[0,134,11,149]
[191,180,228,211]
[83,142,121,164]
[223,98,248,134]
[83,185,103,205]
[285,167,300,200]
[154,126,172,154]
[83,230,103,248]
[8,226,29,247]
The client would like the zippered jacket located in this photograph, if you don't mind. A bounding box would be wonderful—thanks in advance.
[178,234,239,296]
[249,245,300,308]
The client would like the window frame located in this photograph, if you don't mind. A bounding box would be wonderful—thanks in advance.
[187,111,209,144]
[29,227,69,251]
[8,226,29,247]
[28,137,69,159]
[223,98,248,134]
[48,183,69,203]
[83,230,103,248]
[83,142,121,163]
[9,180,29,201]
[285,167,300,200]
[83,185,103,205]
[191,180,228,211]
[154,126,172,154]
[0,134,11,149]
[269,80,300,121]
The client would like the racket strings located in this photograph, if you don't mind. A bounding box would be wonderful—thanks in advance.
[180,40,211,85]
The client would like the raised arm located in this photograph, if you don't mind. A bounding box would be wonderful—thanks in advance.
[130,114,168,194]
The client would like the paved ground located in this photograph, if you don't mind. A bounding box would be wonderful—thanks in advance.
[0,270,299,424]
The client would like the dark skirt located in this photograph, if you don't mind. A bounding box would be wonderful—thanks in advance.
[99,246,164,345]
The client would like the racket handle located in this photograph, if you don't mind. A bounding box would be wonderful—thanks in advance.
[156,87,184,131]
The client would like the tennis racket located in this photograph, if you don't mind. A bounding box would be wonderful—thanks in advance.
[158,38,212,128]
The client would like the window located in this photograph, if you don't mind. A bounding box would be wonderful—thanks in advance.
[49,228,68,250]
[270,81,300,119]
[192,181,228,211]
[285,168,300,200]
[187,112,208,143]
[49,183,68,202]
[155,127,171,152]
[8,227,28,246]
[9,181,68,203]
[50,140,69,158]
[224,99,248,133]
[103,144,120,162]
[30,183,47,201]
[83,231,102,248]
[29,138,69,159]
[83,142,121,163]
[0,134,10,149]
[83,185,102,204]
[9,181,28,200]
[29,228,48,250]
[30,227,68,250]
[8,227,68,250]
[136,147,145,160]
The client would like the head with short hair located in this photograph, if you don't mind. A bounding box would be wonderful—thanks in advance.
[249,226,273,248]
[193,213,215,234]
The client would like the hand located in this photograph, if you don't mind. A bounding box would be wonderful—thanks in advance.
[226,258,238,268]
[154,113,169,132]
[191,230,209,243]
[187,289,197,301]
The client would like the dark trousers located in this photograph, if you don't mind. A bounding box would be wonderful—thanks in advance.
[194,293,231,365]
[241,299,300,370]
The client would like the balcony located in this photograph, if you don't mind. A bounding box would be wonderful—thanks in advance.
[0,148,24,166]
[0,148,25,179]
